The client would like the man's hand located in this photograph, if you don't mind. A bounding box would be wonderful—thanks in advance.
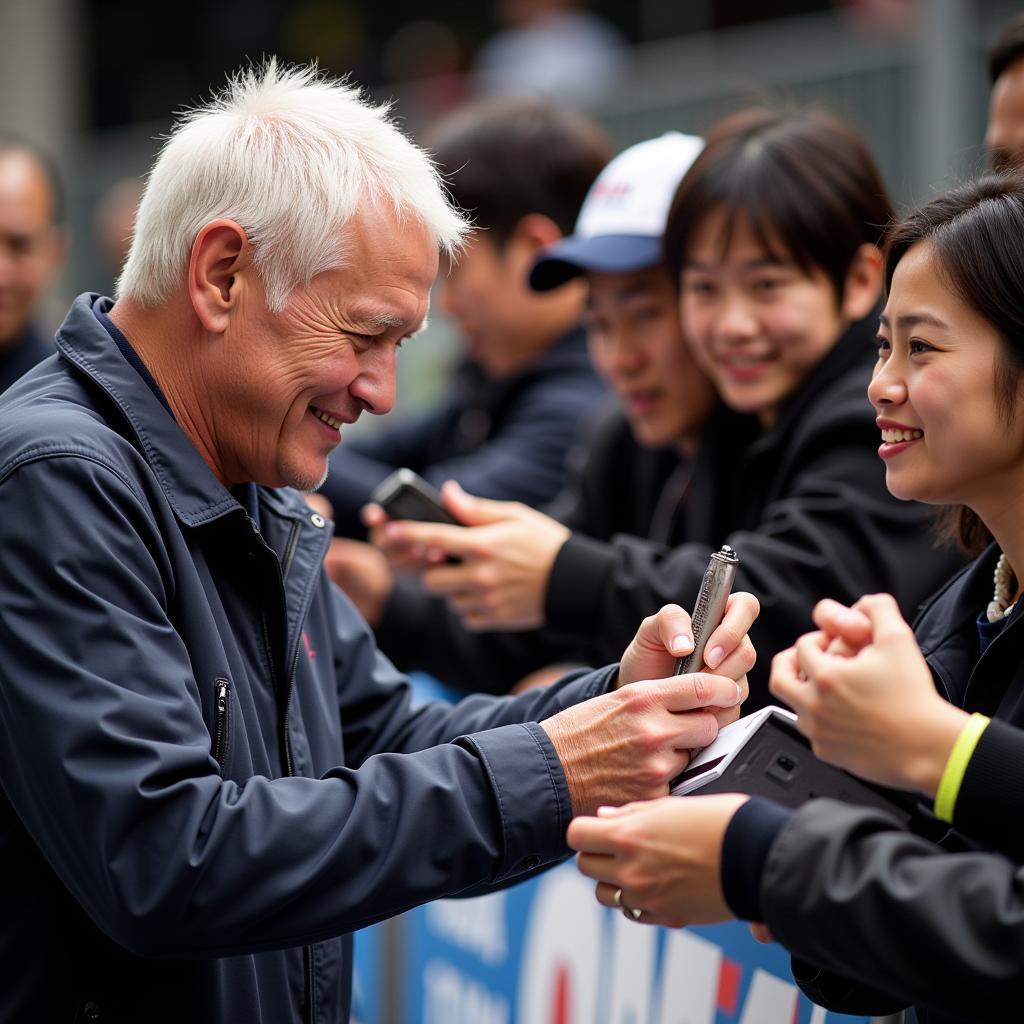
[770,593,968,796]
[618,596,757,729]
[323,538,394,628]
[540,673,744,817]
[568,794,750,928]
[367,480,569,630]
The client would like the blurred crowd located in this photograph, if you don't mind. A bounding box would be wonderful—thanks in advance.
[5,6,1024,1023]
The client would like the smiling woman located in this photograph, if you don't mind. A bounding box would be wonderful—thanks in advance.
[567,173,1024,1024]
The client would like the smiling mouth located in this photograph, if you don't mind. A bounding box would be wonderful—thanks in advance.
[880,428,923,443]
[310,405,345,430]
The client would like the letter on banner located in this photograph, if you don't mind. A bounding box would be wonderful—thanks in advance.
[517,868,602,1024]
[655,929,723,1024]
[738,969,798,1024]
[606,909,657,1024]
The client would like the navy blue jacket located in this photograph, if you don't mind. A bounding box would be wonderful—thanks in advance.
[0,295,612,1024]
[318,326,604,537]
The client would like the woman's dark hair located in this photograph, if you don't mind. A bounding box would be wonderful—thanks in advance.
[883,173,1024,552]
[663,107,893,303]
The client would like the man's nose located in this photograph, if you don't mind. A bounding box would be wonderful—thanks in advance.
[351,348,398,416]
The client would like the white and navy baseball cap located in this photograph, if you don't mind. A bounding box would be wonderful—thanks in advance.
[529,131,704,291]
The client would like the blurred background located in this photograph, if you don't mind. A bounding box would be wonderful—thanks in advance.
[2,0,1017,419]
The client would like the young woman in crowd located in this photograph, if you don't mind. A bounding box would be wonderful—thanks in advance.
[353,108,962,704]
[568,174,1024,1023]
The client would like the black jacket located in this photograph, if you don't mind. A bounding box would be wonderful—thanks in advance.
[0,295,612,1024]
[378,314,965,704]
[319,326,604,537]
[760,798,1024,1023]
[727,546,1024,1022]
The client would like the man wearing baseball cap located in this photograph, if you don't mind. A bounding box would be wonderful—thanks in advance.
[348,132,719,690]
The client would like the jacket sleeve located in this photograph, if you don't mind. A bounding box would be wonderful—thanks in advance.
[0,451,611,961]
[949,716,1024,862]
[544,404,962,705]
[760,799,1024,1020]
[370,409,633,694]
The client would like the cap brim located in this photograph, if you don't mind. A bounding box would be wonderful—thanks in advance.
[529,235,663,292]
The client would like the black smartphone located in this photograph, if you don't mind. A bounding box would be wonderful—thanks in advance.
[370,469,459,525]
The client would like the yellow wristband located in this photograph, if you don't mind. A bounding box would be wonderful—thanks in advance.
[934,713,990,823]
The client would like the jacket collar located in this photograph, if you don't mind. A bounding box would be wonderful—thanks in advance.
[55,293,242,529]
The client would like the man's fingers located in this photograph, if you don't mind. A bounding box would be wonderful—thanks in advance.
[422,564,475,597]
[383,520,474,554]
[703,592,759,670]
[361,502,387,528]
[440,480,521,527]
[649,672,744,712]
[638,604,694,657]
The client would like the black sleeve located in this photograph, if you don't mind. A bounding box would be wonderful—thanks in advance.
[544,401,964,707]
[761,799,1024,1021]
[372,410,637,694]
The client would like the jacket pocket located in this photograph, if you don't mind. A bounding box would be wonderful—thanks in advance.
[212,677,231,771]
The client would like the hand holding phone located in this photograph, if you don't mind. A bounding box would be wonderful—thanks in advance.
[370,468,459,525]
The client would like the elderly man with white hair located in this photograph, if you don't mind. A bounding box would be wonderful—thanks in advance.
[0,62,757,1024]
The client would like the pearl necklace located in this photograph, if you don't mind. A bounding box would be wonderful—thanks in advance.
[987,552,1018,622]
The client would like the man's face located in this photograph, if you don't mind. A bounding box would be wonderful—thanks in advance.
[212,208,437,490]
[585,266,716,449]
[987,55,1024,171]
[436,230,545,378]
[0,151,63,347]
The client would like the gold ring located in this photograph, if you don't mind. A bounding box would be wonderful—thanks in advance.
[612,887,623,908]
[624,905,643,922]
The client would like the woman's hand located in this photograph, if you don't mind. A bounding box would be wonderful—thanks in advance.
[568,794,750,928]
[770,592,968,795]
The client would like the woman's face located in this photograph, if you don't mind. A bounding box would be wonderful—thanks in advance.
[679,208,847,428]
[870,240,1024,513]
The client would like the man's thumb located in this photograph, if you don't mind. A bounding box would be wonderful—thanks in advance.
[441,480,515,526]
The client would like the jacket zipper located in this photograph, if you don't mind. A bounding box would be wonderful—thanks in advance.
[259,531,315,1024]
[212,678,231,769]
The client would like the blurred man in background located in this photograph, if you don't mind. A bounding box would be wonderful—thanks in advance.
[0,135,66,393]
[317,95,610,538]
[986,12,1024,170]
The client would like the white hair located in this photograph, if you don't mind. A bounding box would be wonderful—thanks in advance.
[117,59,468,311]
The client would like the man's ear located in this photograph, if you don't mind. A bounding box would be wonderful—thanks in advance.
[188,219,252,334]
[510,213,564,254]
[841,243,884,322]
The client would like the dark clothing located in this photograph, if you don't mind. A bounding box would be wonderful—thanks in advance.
[756,799,1024,1024]
[378,313,965,703]
[319,326,604,537]
[0,294,612,1024]
[0,321,52,393]
[722,545,1024,1022]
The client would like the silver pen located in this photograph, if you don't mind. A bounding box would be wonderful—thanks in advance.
[675,545,739,674]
